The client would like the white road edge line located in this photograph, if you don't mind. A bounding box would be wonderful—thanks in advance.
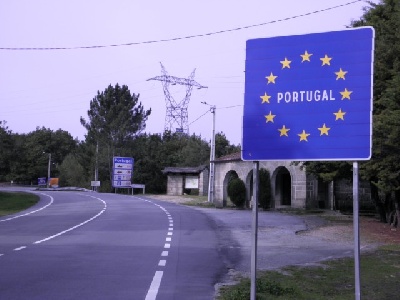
[0,193,54,222]
[145,271,163,300]
[34,196,107,244]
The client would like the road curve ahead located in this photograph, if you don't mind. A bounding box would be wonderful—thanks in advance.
[0,189,226,300]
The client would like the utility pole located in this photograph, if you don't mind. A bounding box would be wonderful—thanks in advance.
[95,141,99,192]
[202,102,216,203]
[47,153,51,188]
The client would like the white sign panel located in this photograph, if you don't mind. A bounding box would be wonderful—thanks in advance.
[185,176,199,189]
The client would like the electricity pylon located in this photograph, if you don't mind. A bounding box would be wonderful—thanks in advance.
[147,62,207,134]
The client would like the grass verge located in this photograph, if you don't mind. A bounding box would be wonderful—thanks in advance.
[0,191,39,217]
[217,245,400,300]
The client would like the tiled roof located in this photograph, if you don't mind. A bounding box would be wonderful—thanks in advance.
[162,165,208,174]
[215,152,241,162]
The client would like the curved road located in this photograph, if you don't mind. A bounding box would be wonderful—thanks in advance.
[0,189,226,299]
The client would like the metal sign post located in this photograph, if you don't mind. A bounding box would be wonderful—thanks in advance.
[353,162,361,300]
[250,161,259,300]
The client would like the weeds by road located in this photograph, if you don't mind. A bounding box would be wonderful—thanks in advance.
[217,245,400,300]
[0,191,39,217]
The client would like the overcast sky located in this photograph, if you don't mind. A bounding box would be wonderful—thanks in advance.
[0,0,374,145]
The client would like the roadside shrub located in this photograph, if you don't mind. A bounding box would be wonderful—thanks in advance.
[228,178,246,207]
[58,154,87,188]
[259,168,272,209]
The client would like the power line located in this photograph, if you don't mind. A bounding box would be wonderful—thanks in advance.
[188,109,210,126]
[219,105,243,110]
[0,1,362,51]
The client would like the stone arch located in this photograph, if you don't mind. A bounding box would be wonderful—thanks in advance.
[222,170,239,207]
[271,166,292,207]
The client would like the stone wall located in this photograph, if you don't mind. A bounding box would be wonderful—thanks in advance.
[198,169,209,196]
[166,170,209,196]
[166,175,184,196]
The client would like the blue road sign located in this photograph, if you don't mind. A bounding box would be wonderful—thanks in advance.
[242,27,374,161]
[112,157,134,188]
[38,177,47,186]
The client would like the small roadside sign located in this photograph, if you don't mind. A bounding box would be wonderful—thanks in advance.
[91,181,101,187]
[38,177,47,186]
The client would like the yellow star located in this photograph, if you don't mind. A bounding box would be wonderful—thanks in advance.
[334,108,346,120]
[280,57,291,69]
[340,88,353,100]
[318,123,331,136]
[260,92,271,104]
[265,111,276,123]
[278,125,290,137]
[335,68,348,80]
[300,50,313,62]
[266,72,278,84]
[298,130,310,142]
[320,54,332,66]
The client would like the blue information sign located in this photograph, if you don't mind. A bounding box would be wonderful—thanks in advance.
[112,157,134,188]
[242,27,374,161]
[38,177,47,186]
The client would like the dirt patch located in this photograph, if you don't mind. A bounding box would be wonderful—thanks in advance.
[359,216,400,244]
[300,215,400,246]
[145,194,200,205]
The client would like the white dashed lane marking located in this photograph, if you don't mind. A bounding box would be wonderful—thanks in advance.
[145,271,164,300]
[14,246,27,251]
[141,199,174,300]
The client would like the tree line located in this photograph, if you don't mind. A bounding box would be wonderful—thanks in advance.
[0,84,239,193]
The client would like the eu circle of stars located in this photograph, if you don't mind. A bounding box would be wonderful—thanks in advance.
[261,50,351,142]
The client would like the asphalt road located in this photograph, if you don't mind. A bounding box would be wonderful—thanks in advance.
[1,188,364,299]
[0,189,226,300]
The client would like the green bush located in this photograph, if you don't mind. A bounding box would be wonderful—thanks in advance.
[259,168,272,209]
[58,154,87,188]
[227,177,246,207]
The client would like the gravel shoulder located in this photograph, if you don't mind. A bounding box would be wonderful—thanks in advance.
[145,195,400,295]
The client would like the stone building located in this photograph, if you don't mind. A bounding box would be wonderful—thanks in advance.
[162,166,209,196]
[163,152,373,211]
[213,152,317,208]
